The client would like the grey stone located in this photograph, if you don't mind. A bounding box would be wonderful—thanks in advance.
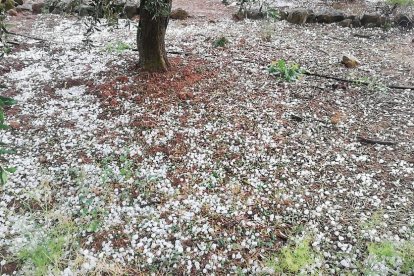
[352,18,362,28]
[245,10,265,20]
[394,14,413,29]
[14,0,24,5]
[338,19,352,28]
[316,10,346,24]
[15,3,32,12]
[32,1,44,14]
[170,8,189,20]
[361,13,386,27]
[280,10,288,20]
[286,9,314,25]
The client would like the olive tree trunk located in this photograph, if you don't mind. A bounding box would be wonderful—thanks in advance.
[137,0,172,72]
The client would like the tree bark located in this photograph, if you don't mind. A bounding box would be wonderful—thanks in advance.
[137,0,172,72]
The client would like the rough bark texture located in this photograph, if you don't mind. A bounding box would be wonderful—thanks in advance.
[137,0,172,72]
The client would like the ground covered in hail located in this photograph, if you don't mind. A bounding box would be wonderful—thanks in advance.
[1,5,414,276]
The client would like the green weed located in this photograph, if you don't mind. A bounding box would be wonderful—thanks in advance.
[0,94,17,185]
[213,36,229,48]
[100,150,134,184]
[364,240,414,274]
[106,41,131,53]
[17,221,77,276]
[266,8,279,20]
[78,194,105,233]
[386,0,414,6]
[265,238,317,274]
[268,59,304,82]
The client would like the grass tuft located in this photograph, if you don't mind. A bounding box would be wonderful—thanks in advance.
[265,238,316,274]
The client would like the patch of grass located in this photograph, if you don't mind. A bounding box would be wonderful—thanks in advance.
[0,95,17,185]
[364,240,414,274]
[353,76,389,93]
[362,211,384,230]
[265,238,317,274]
[78,194,105,233]
[105,41,131,53]
[213,36,229,48]
[17,221,77,276]
[100,150,134,184]
[268,59,304,82]
[368,241,398,266]
[386,0,414,6]
[400,241,414,274]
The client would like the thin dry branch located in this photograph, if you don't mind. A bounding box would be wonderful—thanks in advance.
[304,71,414,90]
[357,136,397,146]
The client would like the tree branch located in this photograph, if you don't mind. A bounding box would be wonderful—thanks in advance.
[304,71,414,90]
[357,136,397,146]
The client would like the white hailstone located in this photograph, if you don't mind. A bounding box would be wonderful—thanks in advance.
[340,259,351,268]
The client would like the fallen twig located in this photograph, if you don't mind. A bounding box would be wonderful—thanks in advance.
[357,136,397,146]
[304,71,414,90]
[353,33,373,39]
[2,28,46,42]
[6,41,20,46]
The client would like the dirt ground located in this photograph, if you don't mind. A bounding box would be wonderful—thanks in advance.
[1,0,414,275]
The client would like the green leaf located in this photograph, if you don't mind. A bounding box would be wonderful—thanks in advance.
[0,96,16,106]
[0,148,15,154]
[5,167,16,173]
[0,169,8,185]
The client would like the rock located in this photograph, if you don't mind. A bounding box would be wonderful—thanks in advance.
[394,14,413,29]
[352,18,362,28]
[361,13,386,27]
[15,3,32,12]
[170,8,189,20]
[245,10,265,20]
[280,10,288,20]
[7,8,18,15]
[123,3,138,19]
[32,1,44,14]
[286,9,314,25]
[342,54,360,68]
[14,0,23,5]
[316,10,346,24]
[75,4,93,16]
[233,9,265,20]
[338,19,353,28]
